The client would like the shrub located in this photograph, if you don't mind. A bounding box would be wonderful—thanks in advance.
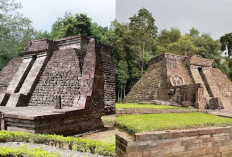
[0,130,115,156]
[0,144,60,157]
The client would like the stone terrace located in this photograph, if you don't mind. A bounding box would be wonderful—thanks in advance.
[0,35,115,135]
[124,53,232,110]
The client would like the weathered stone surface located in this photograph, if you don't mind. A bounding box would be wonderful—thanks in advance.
[0,35,115,135]
[0,58,23,94]
[124,53,232,110]
[116,126,232,157]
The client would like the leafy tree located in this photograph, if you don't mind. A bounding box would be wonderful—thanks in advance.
[90,23,108,44]
[35,31,52,40]
[49,12,109,46]
[220,33,232,59]
[0,0,36,70]
[50,12,92,39]
[193,33,222,68]
[168,35,198,56]
[116,60,129,102]
[189,27,200,38]
[156,28,181,55]
[129,8,158,74]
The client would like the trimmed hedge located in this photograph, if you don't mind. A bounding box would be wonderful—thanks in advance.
[0,145,60,157]
[0,130,115,156]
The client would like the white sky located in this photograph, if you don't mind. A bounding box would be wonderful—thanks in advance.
[16,0,115,32]
[15,0,232,40]
[116,0,232,39]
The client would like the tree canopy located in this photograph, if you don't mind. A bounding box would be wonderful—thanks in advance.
[0,0,36,69]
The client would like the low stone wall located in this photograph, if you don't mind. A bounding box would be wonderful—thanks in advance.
[115,108,199,116]
[116,126,232,157]
[2,109,104,135]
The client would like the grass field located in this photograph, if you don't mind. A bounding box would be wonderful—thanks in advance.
[115,112,232,135]
[116,103,183,109]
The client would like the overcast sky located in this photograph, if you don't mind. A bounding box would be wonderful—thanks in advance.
[16,0,115,31]
[117,0,232,39]
[16,0,232,40]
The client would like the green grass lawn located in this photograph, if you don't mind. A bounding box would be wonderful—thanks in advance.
[116,103,183,109]
[115,112,232,135]
[98,135,115,145]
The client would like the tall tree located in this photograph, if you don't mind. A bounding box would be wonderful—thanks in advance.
[168,35,198,56]
[0,0,36,70]
[129,8,158,74]
[116,60,129,102]
[156,28,182,55]
[220,33,232,59]
[50,12,92,39]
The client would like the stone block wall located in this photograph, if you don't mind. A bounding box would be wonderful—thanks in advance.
[28,49,81,107]
[124,60,167,103]
[166,54,193,85]
[3,109,104,135]
[124,53,232,109]
[101,47,116,114]
[0,35,115,115]
[0,37,106,135]
[116,126,232,157]
[0,58,23,94]
[210,68,232,107]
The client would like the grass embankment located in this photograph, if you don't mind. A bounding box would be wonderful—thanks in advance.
[0,130,115,156]
[116,103,183,109]
[115,112,232,135]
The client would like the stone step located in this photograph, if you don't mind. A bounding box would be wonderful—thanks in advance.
[20,54,47,95]
[5,93,20,107]
[189,68,209,97]
[202,69,232,110]
[6,57,35,94]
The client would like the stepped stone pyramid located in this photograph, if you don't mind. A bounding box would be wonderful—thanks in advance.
[124,53,232,110]
[0,35,115,135]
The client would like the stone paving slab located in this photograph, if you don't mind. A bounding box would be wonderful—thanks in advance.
[210,109,232,118]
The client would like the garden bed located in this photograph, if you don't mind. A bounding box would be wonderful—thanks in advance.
[115,112,232,135]
[0,130,115,156]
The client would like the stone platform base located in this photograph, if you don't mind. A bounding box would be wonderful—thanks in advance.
[0,106,104,136]
[116,126,232,157]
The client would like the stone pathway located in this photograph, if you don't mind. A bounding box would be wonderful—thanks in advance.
[0,142,104,157]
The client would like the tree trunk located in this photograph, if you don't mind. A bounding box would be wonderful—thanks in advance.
[120,87,123,103]
[124,87,126,98]
[117,89,120,103]
[141,46,145,74]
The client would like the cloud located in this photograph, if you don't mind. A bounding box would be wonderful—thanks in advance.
[16,0,115,31]
[116,0,232,39]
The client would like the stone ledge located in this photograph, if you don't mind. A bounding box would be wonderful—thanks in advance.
[135,126,232,141]
[116,126,232,156]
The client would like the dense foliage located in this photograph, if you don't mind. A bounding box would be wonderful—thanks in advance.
[1,1,232,102]
[0,0,36,70]
[0,145,60,157]
[0,130,115,156]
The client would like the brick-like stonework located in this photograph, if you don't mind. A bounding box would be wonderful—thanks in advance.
[116,126,232,157]
[28,49,81,107]
[101,47,116,114]
[124,53,232,110]
[0,35,115,135]
[0,58,23,94]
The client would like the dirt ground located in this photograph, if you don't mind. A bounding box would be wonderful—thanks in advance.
[82,115,132,143]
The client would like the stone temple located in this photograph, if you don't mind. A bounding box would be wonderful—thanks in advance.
[0,35,115,135]
[124,53,232,110]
